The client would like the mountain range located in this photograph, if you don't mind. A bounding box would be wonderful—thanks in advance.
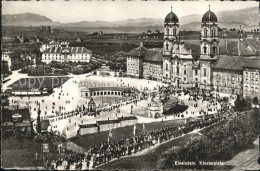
[2,6,258,31]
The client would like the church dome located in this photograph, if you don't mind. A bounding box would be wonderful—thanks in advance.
[202,7,217,23]
[165,10,179,23]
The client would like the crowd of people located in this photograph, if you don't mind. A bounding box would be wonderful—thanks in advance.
[44,111,226,170]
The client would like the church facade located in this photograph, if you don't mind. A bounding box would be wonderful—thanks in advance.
[126,6,260,99]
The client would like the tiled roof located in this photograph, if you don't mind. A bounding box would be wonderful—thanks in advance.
[88,87,132,92]
[143,50,163,62]
[49,41,61,45]
[219,39,257,56]
[97,120,120,125]
[117,116,138,121]
[213,56,245,71]
[42,47,92,54]
[127,45,147,57]
[79,123,98,128]
[213,55,260,71]
[243,58,260,69]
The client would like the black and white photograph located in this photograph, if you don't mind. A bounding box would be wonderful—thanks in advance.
[1,0,260,170]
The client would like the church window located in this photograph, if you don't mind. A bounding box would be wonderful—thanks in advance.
[203,46,207,54]
[211,30,213,37]
[184,77,187,81]
[195,69,198,75]
[204,28,208,38]
[166,63,169,71]
[184,70,187,75]
[166,43,169,50]
[176,66,179,74]
[212,46,216,53]
[204,69,207,77]
[166,28,169,36]
[173,28,177,36]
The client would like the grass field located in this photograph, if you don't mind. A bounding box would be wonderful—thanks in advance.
[69,119,185,151]
[98,119,234,170]
[7,76,71,90]
[2,137,63,168]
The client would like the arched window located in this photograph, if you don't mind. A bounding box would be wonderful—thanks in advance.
[211,30,213,37]
[212,46,216,53]
[204,69,207,77]
[184,70,187,75]
[166,63,169,71]
[176,66,179,74]
[203,46,207,54]
[195,69,198,75]
[213,28,216,37]
[173,28,177,36]
[204,28,207,38]
[166,28,169,36]
[166,43,169,50]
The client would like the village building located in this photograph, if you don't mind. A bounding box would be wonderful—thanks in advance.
[40,40,70,52]
[41,46,92,64]
[126,6,260,100]
[81,87,136,98]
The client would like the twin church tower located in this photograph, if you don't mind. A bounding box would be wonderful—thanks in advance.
[163,5,219,89]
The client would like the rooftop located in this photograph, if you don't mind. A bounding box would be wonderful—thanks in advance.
[96,119,120,125]
[42,47,92,54]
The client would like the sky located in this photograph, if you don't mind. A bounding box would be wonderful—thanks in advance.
[2,0,259,23]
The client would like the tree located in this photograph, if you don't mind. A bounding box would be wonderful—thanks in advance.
[37,108,41,133]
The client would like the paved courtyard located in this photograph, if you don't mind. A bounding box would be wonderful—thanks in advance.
[4,71,232,139]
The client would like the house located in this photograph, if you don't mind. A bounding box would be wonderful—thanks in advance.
[41,47,92,64]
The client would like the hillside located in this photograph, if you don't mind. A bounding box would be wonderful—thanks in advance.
[2,6,258,31]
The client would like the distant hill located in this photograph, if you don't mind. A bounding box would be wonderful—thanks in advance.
[2,13,60,27]
[2,6,258,31]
